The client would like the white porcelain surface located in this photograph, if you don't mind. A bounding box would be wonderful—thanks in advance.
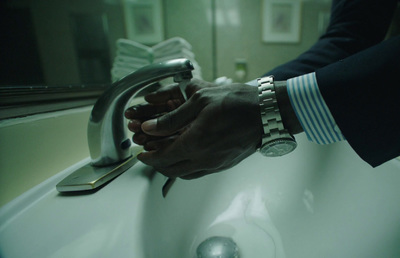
[1,135,400,258]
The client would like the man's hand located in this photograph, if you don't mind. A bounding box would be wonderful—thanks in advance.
[125,79,262,180]
[125,79,213,146]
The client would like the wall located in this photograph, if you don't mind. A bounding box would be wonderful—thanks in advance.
[164,0,214,81]
[164,0,331,82]
[0,107,91,207]
[215,0,331,81]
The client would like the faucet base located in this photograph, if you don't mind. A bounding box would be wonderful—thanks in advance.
[56,146,143,192]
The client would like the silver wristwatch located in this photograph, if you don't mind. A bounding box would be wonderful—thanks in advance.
[257,76,297,157]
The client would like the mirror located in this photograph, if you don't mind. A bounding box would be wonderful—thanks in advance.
[1,0,341,88]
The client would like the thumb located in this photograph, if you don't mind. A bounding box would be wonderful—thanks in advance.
[141,100,201,136]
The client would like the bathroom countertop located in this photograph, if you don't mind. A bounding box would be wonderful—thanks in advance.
[0,158,154,258]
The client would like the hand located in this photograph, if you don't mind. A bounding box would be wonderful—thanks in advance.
[125,79,213,146]
[125,79,262,180]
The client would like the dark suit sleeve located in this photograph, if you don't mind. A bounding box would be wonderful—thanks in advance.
[265,0,398,80]
[264,0,399,166]
[316,35,400,167]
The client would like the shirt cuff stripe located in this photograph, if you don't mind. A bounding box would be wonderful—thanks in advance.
[287,72,345,144]
[288,77,320,143]
[303,74,340,143]
[309,74,345,142]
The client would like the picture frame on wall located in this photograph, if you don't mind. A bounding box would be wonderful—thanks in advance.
[123,0,164,45]
[262,0,301,43]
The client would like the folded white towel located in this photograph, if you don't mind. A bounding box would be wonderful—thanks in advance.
[112,37,202,81]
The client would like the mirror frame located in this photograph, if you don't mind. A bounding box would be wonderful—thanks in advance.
[0,84,108,119]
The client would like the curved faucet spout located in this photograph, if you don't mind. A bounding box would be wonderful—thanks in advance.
[88,58,194,167]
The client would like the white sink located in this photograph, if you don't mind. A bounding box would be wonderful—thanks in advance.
[1,134,400,258]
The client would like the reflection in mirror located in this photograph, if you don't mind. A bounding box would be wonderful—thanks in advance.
[70,13,111,84]
[0,1,44,86]
[1,0,216,89]
[12,0,398,120]
[1,0,119,86]
[3,0,399,89]
[0,0,339,118]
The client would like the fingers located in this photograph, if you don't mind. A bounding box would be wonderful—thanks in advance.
[137,131,195,176]
[137,150,183,175]
[128,80,223,180]
[125,80,211,120]
[144,79,214,103]
[138,151,219,180]
[125,104,168,120]
[141,97,202,136]
[132,132,160,146]
[128,120,142,133]
[138,153,192,178]
[144,83,184,103]
[144,135,179,151]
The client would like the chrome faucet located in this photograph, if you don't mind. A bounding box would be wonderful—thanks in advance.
[56,58,194,192]
[88,58,194,166]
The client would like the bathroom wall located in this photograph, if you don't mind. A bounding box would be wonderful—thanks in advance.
[163,0,214,81]
[164,0,331,82]
[215,0,331,81]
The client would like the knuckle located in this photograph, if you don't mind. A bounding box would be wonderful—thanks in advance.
[190,90,202,102]
[190,89,210,107]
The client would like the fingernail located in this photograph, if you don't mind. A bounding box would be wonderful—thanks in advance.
[124,108,136,118]
[142,119,157,133]
[128,120,142,132]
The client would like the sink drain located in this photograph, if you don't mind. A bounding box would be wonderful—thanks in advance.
[196,236,239,258]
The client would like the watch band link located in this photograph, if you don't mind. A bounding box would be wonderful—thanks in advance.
[258,76,292,146]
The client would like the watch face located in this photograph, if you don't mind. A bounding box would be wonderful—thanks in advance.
[260,139,297,157]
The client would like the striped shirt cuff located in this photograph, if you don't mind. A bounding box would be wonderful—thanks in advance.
[287,72,345,144]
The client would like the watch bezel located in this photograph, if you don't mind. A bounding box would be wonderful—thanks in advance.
[259,138,297,157]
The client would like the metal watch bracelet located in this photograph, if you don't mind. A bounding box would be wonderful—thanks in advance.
[257,76,294,148]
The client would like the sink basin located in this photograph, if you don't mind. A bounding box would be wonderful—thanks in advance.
[0,157,154,258]
[1,134,400,257]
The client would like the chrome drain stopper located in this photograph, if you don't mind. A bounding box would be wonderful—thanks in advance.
[196,236,239,258]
